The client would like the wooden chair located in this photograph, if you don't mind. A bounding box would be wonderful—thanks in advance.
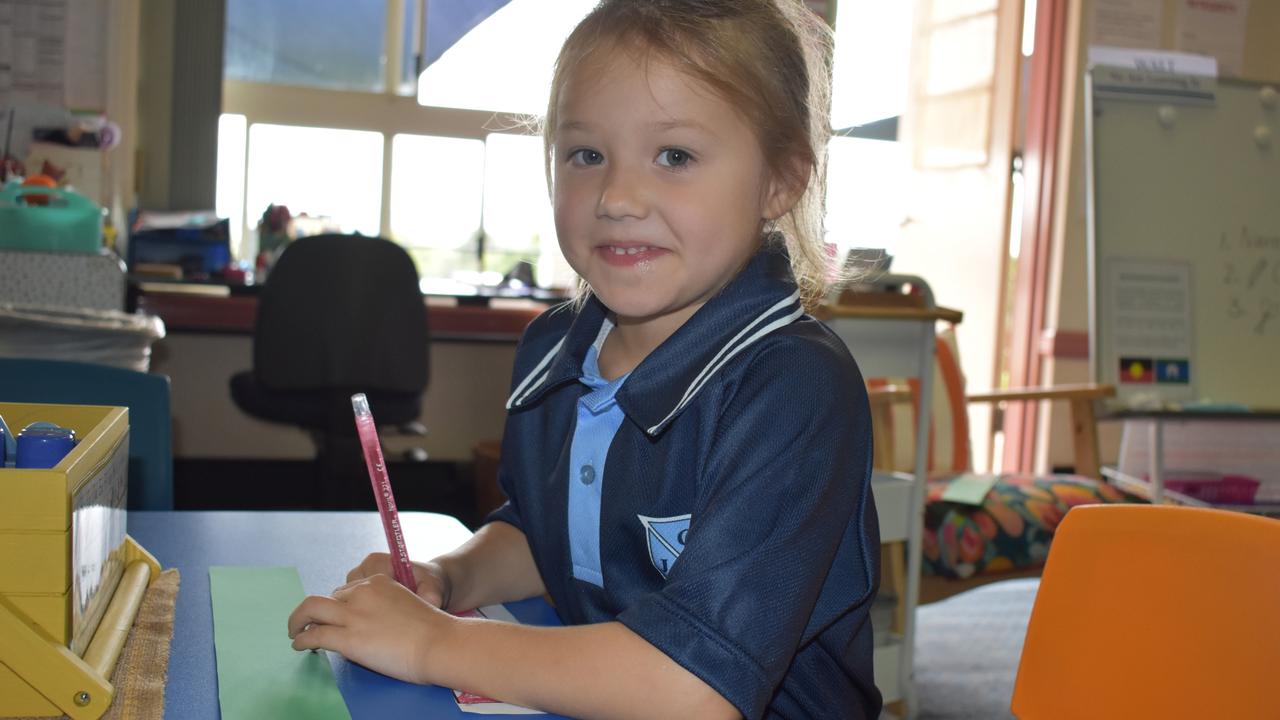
[870,381,1114,478]
[864,325,1131,603]
[1010,505,1280,718]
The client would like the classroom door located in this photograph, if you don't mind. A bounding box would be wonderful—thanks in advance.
[896,0,1024,471]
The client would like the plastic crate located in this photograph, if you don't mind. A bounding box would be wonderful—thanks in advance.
[0,304,165,372]
[1164,473,1261,505]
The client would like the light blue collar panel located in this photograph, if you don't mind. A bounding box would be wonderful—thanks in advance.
[568,319,628,587]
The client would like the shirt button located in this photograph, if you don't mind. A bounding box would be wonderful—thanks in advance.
[579,464,596,485]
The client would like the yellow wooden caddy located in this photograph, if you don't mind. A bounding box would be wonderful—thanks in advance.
[0,402,160,720]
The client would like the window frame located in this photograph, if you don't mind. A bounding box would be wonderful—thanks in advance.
[220,1,911,275]
[221,0,540,260]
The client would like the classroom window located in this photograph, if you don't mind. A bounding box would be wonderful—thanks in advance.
[824,1,914,258]
[390,134,486,277]
[481,133,553,268]
[219,0,916,287]
[215,114,248,256]
[225,0,388,93]
[830,1,913,130]
[401,0,522,95]
[415,0,596,114]
[244,124,384,238]
[825,137,910,259]
[221,0,587,287]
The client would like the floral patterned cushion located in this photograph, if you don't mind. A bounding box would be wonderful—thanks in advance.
[922,474,1140,579]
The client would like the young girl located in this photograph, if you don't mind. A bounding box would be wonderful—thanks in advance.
[288,1,880,717]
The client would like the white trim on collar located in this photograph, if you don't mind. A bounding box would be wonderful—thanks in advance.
[645,291,803,436]
[506,291,803,422]
[506,336,565,409]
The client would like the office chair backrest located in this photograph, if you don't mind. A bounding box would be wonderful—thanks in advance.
[255,234,428,393]
[0,358,173,510]
[1010,504,1280,719]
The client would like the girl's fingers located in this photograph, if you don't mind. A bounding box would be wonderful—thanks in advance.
[331,578,360,595]
[418,587,444,608]
[291,622,344,653]
[332,574,386,599]
[345,553,390,583]
[287,595,346,638]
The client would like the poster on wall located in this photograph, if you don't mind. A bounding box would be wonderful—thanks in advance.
[0,0,108,112]
[1177,0,1249,76]
[1103,258,1196,405]
[1090,0,1164,49]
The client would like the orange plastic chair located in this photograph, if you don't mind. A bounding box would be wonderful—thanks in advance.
[1010,505,1280,719]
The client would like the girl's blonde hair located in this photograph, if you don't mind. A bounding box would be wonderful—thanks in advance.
[544,0,835,311]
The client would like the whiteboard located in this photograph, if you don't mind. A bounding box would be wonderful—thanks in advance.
[1088,68,1280,410]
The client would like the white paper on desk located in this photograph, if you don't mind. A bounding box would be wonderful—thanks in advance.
[452,604,547,715]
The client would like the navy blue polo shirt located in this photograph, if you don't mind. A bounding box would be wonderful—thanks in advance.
[488,245,881,720]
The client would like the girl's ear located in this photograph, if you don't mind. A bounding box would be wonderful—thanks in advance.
[762,157,811,221]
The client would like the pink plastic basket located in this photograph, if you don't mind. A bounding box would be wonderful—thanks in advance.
[1163,473,1260,505]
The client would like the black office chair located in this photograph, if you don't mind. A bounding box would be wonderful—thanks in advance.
[230,234,429,508]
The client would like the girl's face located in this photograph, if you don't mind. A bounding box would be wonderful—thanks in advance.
[552,50,794,333]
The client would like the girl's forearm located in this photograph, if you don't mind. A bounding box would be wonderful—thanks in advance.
[433,521,547,612]
[430,618,741,720]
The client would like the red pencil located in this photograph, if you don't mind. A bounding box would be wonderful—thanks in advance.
[351,393,416,590]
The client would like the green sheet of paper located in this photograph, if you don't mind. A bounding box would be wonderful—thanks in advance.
[940,473,1001,506]
[209,566,352,720]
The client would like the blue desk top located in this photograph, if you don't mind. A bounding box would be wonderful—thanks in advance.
[128,511,567,719]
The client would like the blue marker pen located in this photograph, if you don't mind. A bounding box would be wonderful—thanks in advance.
[15,422,77,469]
[0,412,14,467]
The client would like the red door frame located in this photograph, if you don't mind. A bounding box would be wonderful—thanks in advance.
[1003,0,1069,472]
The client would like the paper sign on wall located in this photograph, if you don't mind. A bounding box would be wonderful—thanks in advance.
[1090,0,1164,49]
[1177,0,1249,76]
[1103,259,1196,405]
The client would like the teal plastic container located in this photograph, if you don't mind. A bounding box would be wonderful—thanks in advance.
[0,181,102,253]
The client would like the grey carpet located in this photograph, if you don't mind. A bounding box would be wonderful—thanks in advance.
[914,578,1040,719]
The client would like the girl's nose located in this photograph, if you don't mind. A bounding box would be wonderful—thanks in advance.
[596,164,648,220]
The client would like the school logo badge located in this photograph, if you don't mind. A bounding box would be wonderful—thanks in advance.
[638,514,691,578]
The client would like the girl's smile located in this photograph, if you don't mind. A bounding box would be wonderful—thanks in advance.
[595,242,670,267]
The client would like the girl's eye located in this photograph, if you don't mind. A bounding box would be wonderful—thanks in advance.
[569,148,604,166]
[656,148,693,168]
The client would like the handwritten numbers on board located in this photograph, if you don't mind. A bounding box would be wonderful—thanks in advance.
[1219,226,1280,334]
[1256,299,1277,336]
[1248,258,1269,290]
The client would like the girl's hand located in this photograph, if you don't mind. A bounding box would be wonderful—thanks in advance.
[346,552,453,609]
[287,573,456,684]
